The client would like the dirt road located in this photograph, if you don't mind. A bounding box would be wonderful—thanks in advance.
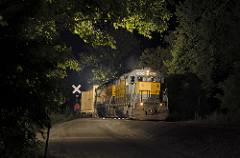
[49,118,240,158]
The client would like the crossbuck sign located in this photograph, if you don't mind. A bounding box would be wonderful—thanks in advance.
[72,84,81,94]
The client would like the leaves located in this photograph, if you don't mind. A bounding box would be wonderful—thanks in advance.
[164,0,240,95]
[219,67,240,113]
[139,46,171,74]
[64,0,171,46]
[113,0,171,38]
[0,0,172,156]
[0,1,77,157]
[78,27,141,85]
[137,0,240,120]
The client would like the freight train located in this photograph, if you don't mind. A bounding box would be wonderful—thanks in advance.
[81,68,169,120]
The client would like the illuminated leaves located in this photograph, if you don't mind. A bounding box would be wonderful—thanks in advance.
[113,0,171,38]
[59,0,172,47]
[73,19,116,49]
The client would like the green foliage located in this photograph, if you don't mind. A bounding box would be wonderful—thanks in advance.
[73,15,116,48]
[166,73,208,121]
[113,0,171,38]
[0,0,78,157]
[51,0,171,48]
[137,0,240,122]
[165,0,240,92]
[79,27,141,85]
[163,0,240,117]
[1,0,172,156]
[219,65,240,113]
[139,46,171,74]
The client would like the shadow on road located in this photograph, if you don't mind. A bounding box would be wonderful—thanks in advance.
[49,118,240,158]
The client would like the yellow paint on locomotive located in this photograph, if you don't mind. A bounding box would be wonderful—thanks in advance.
[112,85,116,96]
[151,82,161,94]
[115,80,126,105]
[135,82,161,94]
[97,96,100,102]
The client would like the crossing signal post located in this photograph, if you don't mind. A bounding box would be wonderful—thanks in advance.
[72,84,81,112]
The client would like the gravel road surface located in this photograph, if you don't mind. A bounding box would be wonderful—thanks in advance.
[49,118,240,158]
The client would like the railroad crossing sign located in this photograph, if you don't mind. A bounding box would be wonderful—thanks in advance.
[72,84,81,94]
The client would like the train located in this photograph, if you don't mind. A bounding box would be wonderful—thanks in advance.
[80,68,169,120]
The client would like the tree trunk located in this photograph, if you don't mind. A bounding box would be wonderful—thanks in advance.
[44,121,51,158]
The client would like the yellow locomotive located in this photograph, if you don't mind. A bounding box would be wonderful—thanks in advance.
[81,68,168,120]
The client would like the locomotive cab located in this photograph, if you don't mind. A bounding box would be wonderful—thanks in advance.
[128,68,169,120]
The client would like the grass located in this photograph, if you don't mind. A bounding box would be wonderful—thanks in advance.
[182,111,240,127]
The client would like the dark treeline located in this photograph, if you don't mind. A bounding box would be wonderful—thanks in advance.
[139,0,240,122]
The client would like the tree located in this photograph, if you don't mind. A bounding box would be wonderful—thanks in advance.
[50,0,171,48]
[79,27,141,84]
[0,0,171,157]
[0,1,79,157]
[139,46,171,74]
[219,65,240,114]
[164,0,240,114]
[218,1,240,116]
[166,73,208,121]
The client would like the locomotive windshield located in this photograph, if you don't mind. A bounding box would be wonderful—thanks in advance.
[137,76,160,82]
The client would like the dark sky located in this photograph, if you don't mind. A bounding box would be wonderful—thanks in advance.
[60,31,93,91]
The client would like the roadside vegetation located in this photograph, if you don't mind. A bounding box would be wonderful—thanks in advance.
[139,0,240,125]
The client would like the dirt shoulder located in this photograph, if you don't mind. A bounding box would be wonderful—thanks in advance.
[122,120,240,158]
[48,119,240,158]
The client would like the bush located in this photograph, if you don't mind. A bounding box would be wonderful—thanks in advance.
[166,73,209,121]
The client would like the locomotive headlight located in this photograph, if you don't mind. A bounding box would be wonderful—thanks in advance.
[146,70,150,75]
[140,102,144,106]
